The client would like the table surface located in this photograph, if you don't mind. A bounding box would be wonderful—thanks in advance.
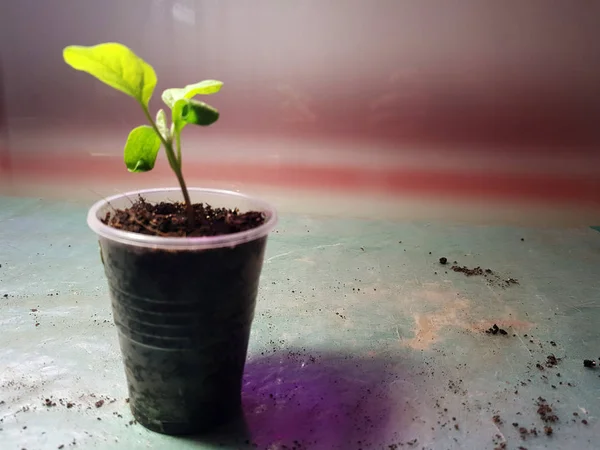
[1,195,600,450]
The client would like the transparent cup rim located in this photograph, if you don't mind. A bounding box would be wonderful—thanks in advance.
[87,187,278,250]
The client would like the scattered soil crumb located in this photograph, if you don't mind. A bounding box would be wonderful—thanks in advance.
[544,426,553,435]
[492,415,503,425]
[95,399,104,408]
[439,257,448,265]
[545,354,560,368]
[450,264,519,287]
[583,359,596,368]
[452,265,484,276]
[536,397,558,423]
[485,324,508,335]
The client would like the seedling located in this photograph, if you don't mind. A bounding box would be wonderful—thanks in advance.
[62,42,222,224]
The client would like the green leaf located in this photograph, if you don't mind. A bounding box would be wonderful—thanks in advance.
[123,126,161,172]
[63,43,157,107]
[156,109,169,141]
[172,99,220,132]
[162,80,223,108]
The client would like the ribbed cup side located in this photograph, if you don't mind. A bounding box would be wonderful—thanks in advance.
[99,236,268,435]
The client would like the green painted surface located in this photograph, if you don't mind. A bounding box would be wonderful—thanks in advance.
[1,196,600,449]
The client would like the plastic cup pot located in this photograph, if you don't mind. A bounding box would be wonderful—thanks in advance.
[87,188,278,435]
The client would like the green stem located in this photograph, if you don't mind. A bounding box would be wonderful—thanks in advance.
[176,131,182,165]
[141,105,171,154]
[141,105,195,226]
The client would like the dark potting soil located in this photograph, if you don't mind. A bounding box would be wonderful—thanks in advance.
[99,215,269,434]
[102,196,266,237]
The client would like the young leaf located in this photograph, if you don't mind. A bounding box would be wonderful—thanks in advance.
[124,125,161,172]
[156,109,170,141]
[162,80,223,108]
[63,43,157,107]
[172,99,220,132]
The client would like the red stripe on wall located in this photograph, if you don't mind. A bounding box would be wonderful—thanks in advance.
[5,153,600,206]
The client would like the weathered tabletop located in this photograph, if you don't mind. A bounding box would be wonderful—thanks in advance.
[1,196,600,450]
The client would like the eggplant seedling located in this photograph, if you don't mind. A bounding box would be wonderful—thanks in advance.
[63,42,222,225]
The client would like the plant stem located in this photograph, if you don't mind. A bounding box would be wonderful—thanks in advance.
[176,131,182,164]
[141,105,195,226]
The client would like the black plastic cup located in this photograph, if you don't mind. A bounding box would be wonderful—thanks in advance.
[87,188,277,435]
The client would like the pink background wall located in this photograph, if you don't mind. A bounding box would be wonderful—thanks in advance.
[1,1,599,212]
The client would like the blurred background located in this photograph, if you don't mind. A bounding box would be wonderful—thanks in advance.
[0,0,599,224]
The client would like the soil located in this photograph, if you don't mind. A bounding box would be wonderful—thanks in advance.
[536,397,558,423]
[545,355,560,368]
[452,265,485,276]
[583,359,596,368]
[485,324,508,335]
[102,196,265,237]
[449,263,519,288]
